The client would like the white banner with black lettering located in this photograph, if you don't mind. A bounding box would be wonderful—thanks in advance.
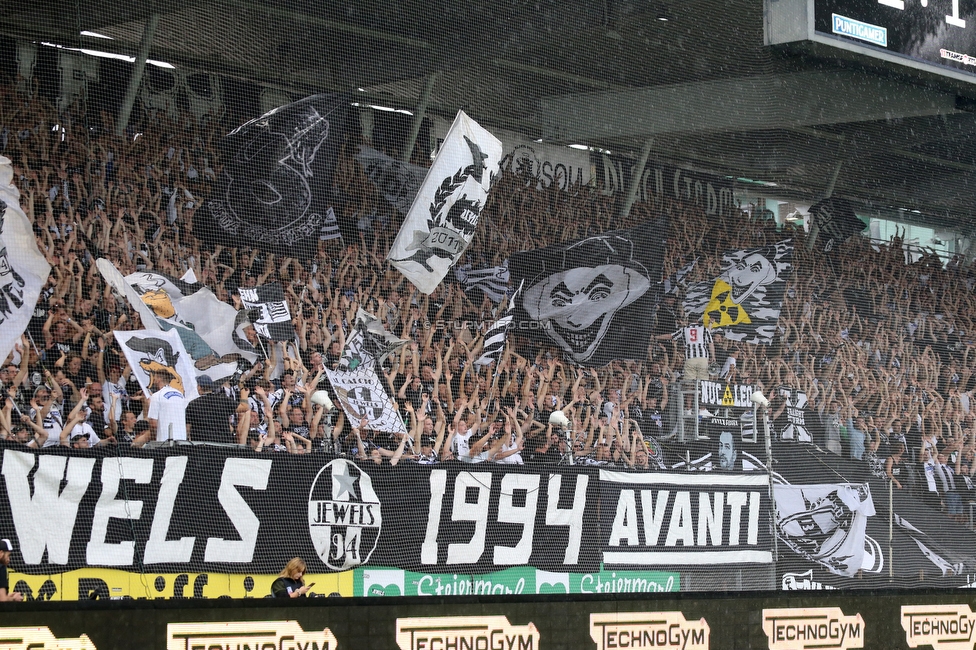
[599,470,773,567]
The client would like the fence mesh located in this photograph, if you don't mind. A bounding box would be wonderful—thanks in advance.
[0,0,974,601]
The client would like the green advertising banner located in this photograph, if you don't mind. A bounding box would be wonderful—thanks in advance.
[354,566,680,597]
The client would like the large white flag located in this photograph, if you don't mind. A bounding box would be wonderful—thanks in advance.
[98,260,258,381]
[114,329,200,400]
[0,156,50,363]
[388,111,503,294]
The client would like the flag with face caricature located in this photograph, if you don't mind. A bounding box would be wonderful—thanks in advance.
[114,329,200,400]
[0,156,50,364]
[683,241,793,345]
[97,260,257,382]
[511,219,668,367]
[388,111,503,294]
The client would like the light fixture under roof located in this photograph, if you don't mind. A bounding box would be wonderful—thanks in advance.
[80,31,113,39]
[39,42,174,68]
[656,14,670,21]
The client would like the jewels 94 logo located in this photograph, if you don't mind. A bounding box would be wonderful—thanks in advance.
[308,459,381,570]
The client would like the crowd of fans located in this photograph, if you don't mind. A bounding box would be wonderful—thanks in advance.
[2,80,976,519]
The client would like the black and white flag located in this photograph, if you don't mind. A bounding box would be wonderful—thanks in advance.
[454,261,510,303]
[325,311,407,434]
[355,145,427,215]
[200,94,347,259]
[338,308,409,371]
[475,281,523,367]
[388,111,503,294]
[0,156,50,363]
[809,198,865,253]
[324,364,406,434]
[318,207,341,241]
[510,219,668,367]
[239,284,295,341]
[683,241,793,345]
[778,386,810,442]
[663,258,697,295]
[775,483,875,577]
[912,537,965,577]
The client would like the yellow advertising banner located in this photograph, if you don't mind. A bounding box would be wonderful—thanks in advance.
[9,568,353,601]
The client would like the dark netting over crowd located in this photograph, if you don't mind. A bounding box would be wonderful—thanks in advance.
[2,1,976,600]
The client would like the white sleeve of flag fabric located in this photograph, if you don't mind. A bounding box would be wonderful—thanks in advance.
[180,267,198,284]
[388,110,503,294]
[97,258,163,332]
[0,156,51,364]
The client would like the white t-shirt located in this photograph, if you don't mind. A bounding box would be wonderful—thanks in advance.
[69,422,101,447]
[30,402,64,448]
[148,386,188,441]
[453,429,481,462]
[103,377,128,421]
[496,436,524,465]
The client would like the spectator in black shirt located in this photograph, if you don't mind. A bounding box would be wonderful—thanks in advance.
[185,376,242,443]
[271,557,311,598]
[0,539,22,602]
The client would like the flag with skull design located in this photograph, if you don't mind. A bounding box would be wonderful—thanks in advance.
[388,111,503,294]
[683,240,793,345]
[510,219,668,367]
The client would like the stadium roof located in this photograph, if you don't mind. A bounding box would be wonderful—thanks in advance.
[4,0,976,232]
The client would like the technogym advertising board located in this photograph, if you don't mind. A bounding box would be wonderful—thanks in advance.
[3,591,976,649]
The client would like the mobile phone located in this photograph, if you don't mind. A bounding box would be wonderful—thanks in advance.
[306,582,315,588]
